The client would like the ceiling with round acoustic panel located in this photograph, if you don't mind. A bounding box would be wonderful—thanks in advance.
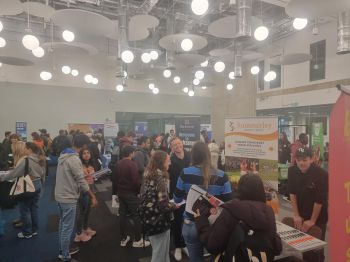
[269,53,312,65]
[174,54,206,67]
[242,51,264,62]
[209,48,233,57]
[22,2,55,21]
[286,0,350,19]
[41,42,99,56]
[0,0,23,16]
[208,15,262,39]
[51,9,118,40]
[159,33,208,52]
[129,15,159,41]
[0,56,34,66]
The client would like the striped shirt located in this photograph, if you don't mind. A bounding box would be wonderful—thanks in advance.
[174,166,233,219]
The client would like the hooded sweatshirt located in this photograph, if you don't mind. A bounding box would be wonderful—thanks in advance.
[55,148,89,203]
[195,199,282,257]
[0,154,45,182]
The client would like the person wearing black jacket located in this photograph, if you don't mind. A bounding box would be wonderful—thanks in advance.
[194,174,282,261]
[168,137,191,261]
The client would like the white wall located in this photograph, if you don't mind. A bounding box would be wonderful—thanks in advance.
[0,82,211,138]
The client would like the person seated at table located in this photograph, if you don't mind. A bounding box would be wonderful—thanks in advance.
[194,174,282,261]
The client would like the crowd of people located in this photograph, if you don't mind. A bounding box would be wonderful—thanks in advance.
[0,128,328,262]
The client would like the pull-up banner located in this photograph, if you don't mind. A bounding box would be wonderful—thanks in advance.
[329,92,350,262]
[175,116,200,150]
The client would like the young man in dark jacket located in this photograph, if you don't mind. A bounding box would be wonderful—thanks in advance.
[112,145,149,248]
[133,136,150,178]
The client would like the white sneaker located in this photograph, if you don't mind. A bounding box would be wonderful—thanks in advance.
[120,236,131,247]
[132,238,151,248]
[182,247,189,257]
[174,248,182,261]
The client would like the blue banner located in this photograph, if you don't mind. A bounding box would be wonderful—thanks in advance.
[16,122,27,141]
[135,122,148,137]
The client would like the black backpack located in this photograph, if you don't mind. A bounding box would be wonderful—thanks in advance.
[214,221,274,262]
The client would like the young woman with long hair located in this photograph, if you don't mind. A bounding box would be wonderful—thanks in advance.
[140,150,177,262]
[173,141,233,262]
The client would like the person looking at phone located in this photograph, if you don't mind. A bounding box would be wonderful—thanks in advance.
[174,141,232,262]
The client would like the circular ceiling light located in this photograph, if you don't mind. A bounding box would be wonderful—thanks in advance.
[0,63,2,67]
[293,18,308,30]
[84,74,93,83]
[201,86,207,90]
[40,71,52,81]
[181,38,193,52]
[201,60,208,67]
[22,34,39,50]
[254,26,269,41]
[229,71,235,79]
[116,84,124,92]
[250,66,260,75]
[62,66,71,75]
[123,71,128,78]
[188,90,195,96]
[92,78,98,85]
[163,69,171,78]
[191,0,209,16]
[150,50,159,60]
[121,50,134,64]
[193,78,200,86]
[32,46,45,58]
[214,61,225,73]
[152,87,159,94]
[0,21,3,32]
[173,76,181,84]
[0,37,6,48]
[195,70,205,80]
[149,83,155,90]
[71,69,79,76]
[183,87,189,93]
[226,83,233,90]
[264,71,277,82]
[62,30,75,42]
[141,52,151,63]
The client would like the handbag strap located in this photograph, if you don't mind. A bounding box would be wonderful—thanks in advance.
[24,157,29,176]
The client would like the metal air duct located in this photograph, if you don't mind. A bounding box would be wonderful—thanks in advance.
[234,43,243,77]
[337,10,350,55]
[236,0,252,38]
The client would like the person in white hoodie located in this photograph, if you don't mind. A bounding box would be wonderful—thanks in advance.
[208,140,220,169]
[55,134,97,262]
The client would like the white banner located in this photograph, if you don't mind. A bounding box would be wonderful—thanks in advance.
[225,117,278,160]
[104,123,119,138]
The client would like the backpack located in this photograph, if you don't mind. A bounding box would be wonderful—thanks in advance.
[214,222,274,262]
[138,179,171,236]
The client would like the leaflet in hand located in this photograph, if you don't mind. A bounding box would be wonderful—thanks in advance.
[92,168,111,180]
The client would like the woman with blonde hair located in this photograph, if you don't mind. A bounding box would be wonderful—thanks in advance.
[174,141,233,262]
[12,141,27,167]
[139,150,177,262]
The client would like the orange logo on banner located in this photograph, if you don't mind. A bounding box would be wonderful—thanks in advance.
[344,110,350,142]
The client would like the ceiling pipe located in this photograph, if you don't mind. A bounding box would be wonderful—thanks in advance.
[337,10,350,55]
[236,0,252,38]
[234,42,243,77]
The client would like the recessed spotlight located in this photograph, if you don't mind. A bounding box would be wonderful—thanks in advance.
[62,30,75,42]
[32,46,45,58]
[193,79,200,86]
[62,66,71,75]
[150,50,159,60]
[71,69,79,76]
[0,21,3,32]
[40,71,52,81]
[293,18,308,30]
[163,69,171,78]
[116,84,124,92]
[92,78,98,85]
[191,0,209,15]
[250,66,260,75]
[149,83,155,90]
[229,71,235,79]
[201,86,207,90]
[141,52,151,63]
[0,37,6,48]
[201,60,208,67]
[214,61,225,73]
[254,26,269,41]
[153,87,159,94]
[183,87,189,93]
[121,50,134,64]
[173,76,181,84]
[195,70,205,80]
[22,34,39,50]
[181,38,193,52]
[84,74,93,83]
[188,90,195,96]
[226,83,233,90]
[264,71,277,82]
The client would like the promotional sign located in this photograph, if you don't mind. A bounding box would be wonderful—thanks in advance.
[15,122,27,141]
[68,123,104,134]
[165,124,176,135]
[200,124,212,141]
[104,123,119,138]
[329,91,350,262]
[134,122,148,137]
[224,117,279,190]
[175,116,200,150]
[311,122,324,160]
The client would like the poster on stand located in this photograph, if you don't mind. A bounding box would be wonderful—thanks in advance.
[329,91,350,262]
[165,124,176,134]
[104,123,119,138]
[175,116,200,150]
[200,124,212,141]
[224,117,279,190]
[135,122,148,137]
[16,122,27,141]
[311,122,324,162]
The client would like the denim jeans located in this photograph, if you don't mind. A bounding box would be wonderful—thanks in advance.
[18,179,42,235]
[58,202,77,261]
[182,221,204,262]
[149,229,171,262]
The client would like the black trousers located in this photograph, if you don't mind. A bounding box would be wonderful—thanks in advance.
[118,194,142,241]
[171,205,186,248]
